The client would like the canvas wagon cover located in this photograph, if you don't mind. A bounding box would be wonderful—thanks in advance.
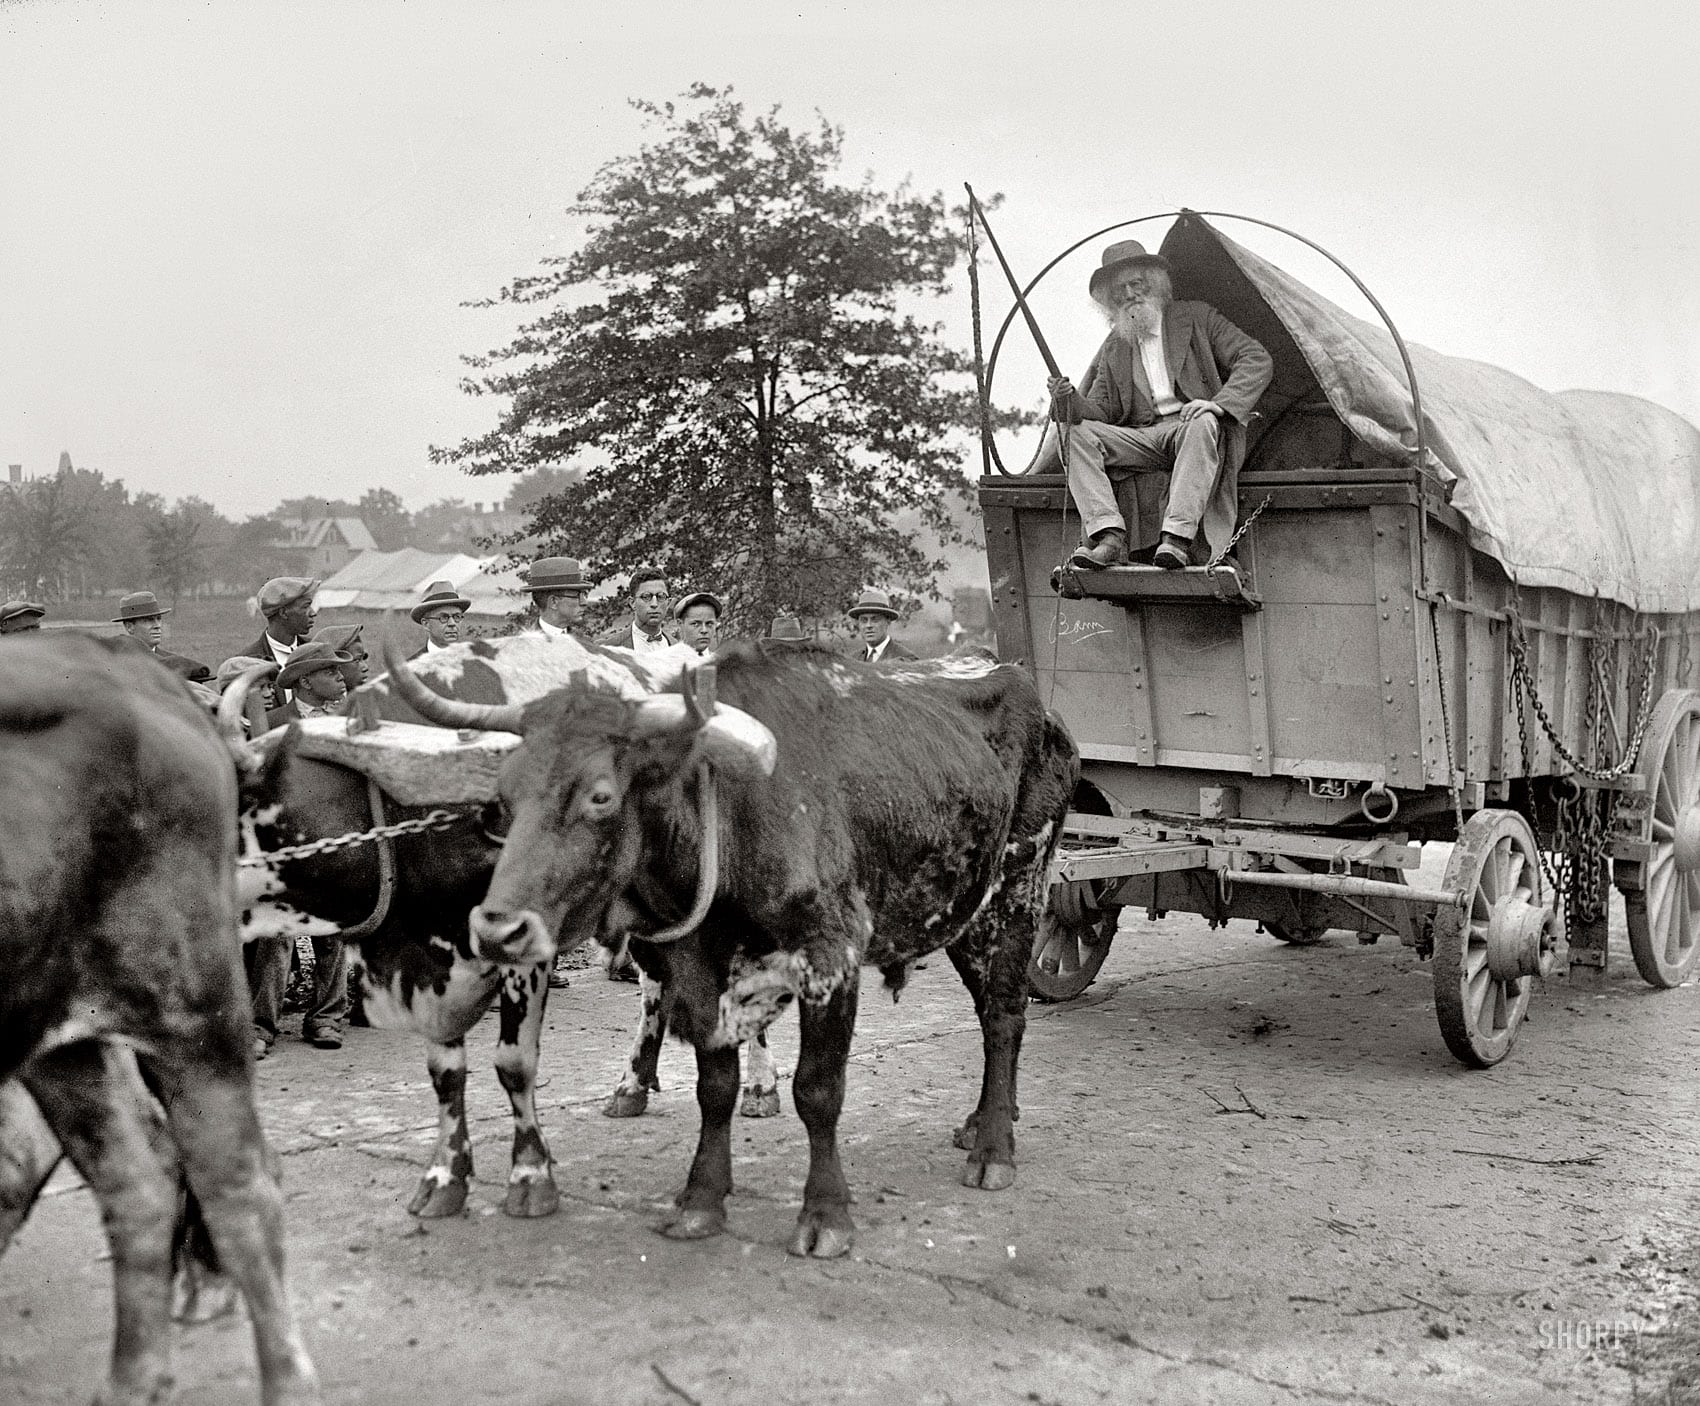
[1159,215,1700,614]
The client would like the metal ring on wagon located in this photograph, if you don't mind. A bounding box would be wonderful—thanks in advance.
[1359,784,1400,824]
[1551,774,1583,804]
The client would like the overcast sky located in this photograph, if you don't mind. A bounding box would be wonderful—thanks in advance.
[3,0,1696,518]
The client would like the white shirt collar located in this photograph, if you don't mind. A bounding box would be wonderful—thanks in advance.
[537,616,570,638]
[631,624,671,653]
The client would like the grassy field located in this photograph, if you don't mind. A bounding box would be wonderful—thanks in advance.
[41,596,444,671]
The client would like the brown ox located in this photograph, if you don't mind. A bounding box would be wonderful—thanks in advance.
[386,638,1077,1258]
[0,634,317,1405]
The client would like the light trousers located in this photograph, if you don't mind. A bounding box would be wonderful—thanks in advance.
[1054,412,1225,543]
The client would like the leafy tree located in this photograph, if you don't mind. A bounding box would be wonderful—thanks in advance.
[433,84,984,634]
[0,469,99,599]
[505,466,582,513]
[358,486,413,550]
[145,500,222,605]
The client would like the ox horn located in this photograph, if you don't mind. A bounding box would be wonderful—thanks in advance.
[380,637,525,733]
[632,694,778,777]
[216,663,276,772]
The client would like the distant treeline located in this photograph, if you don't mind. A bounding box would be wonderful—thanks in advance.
[0,462,573,603]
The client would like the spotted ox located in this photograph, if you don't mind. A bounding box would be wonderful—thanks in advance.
[388,638,1078,1258]
[0,634,317,1405]
[221,634,772,1219]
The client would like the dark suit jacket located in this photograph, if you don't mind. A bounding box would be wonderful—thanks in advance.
[597,622,677,650]
[156,649,213,683]
[1067,300,1273,554]
[861,639,917,663]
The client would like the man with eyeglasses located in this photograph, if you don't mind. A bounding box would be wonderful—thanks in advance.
[599,566,676,653]
[408,580,471,658]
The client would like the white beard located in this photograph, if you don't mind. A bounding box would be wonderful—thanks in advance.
[1110,298,1165,344]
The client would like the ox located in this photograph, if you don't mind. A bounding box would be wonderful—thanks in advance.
[387,638,1078,1258]
[0,634,317,1405]
[221,635,779,1221]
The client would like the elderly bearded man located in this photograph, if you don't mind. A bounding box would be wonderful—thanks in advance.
[1044,240,1272,570]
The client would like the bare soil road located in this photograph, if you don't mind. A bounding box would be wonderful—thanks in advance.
[5,860,1698,1405]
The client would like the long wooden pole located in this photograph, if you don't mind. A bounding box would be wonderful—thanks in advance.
[964,185,1061,380]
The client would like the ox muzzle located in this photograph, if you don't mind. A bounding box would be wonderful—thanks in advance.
[467,905,558,967]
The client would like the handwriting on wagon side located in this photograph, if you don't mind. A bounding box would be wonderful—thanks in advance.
[1048,618,1115,646]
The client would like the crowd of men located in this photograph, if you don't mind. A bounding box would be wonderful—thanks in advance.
[0,556,924,1056]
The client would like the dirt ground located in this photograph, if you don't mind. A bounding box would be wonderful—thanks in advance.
[6,849,1700,1406]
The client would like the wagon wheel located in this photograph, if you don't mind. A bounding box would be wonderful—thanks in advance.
[1029,879,1117,1002]
[1266,921,1327,945]
[1432,810,1558,1068]
[1624,690,1700,988]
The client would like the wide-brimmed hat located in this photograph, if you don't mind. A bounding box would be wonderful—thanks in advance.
[1088,239,1173,305]
[113,590,170,622]
[310,624,367,685]
[524,556,590,595]
[276,642,354,691]
[215,655,279,692]
[765,615,810,643]
[674,591,723,620]
[0,600,46,625]
[409,581,473,623]
[255,577,320,619]
[847,587,900,621]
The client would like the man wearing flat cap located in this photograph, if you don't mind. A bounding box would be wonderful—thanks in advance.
[0,600,46,635]
[310,623,370,687]
[524,556,591,640]
[1040,240,1272,571]
[409,580,471,658]
[113,590,212,681]
[241,576,320,694]
[848,588,916,663]
[673,591,722,655]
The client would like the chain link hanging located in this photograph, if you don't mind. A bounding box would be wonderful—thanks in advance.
[240,809,465,867]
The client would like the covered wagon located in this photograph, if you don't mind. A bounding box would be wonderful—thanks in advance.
[974,210,1700,1066]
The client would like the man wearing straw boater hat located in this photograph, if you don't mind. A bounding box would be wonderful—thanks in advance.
[847,587,915,663]
[1043,239,1272,571]
[408,580,472,658]
[0,600,46,635]
[524,555,592,639]
[113,590,212,681]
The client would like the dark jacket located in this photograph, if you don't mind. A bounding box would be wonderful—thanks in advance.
[860,639,917,663]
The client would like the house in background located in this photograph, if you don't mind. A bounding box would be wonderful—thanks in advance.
[272,516,377,576]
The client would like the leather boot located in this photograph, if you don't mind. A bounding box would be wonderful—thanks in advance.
[1153,532,1192,570]
[1069,527,1127,570]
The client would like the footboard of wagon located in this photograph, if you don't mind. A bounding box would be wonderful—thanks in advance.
[982,468,1700,1067]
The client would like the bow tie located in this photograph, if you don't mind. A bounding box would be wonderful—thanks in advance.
[641,631,665,644]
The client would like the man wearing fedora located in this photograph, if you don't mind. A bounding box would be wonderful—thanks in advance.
[310,623,370,686]
[848,587,915,663]
[0,600,46,635]
[114,590,212,681]
[266,642,355,726]
[1040,240,1272,571]
[241,577,320,696]
[598,566,675,653]
[673,591,722,655]
[524,555,591,639]
[409,580,471,658]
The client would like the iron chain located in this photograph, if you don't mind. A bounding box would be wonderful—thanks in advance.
[1207,493,1274,569]
[1505,612,1659,783]
[239,809,465,867]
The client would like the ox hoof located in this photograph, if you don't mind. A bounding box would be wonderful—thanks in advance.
[659,1207,726,1240]
[171,1265,237,1325]
[503,1176,561,1219]
[603,1087,650,1118]
[787,1208,855,1259]
[739,1087,781,1119]
[960,1157,1017,1191]
[407,1177,469,1219]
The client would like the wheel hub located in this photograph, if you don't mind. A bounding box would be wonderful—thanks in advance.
[1673,806,1700,874]
[1485,894,1559,981]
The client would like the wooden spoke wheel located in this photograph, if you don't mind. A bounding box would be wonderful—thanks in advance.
[1432,810,1557,1068]
[1266,921,1327,946]
[1625,691,1700,988]
[1029,879,1118,1002]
